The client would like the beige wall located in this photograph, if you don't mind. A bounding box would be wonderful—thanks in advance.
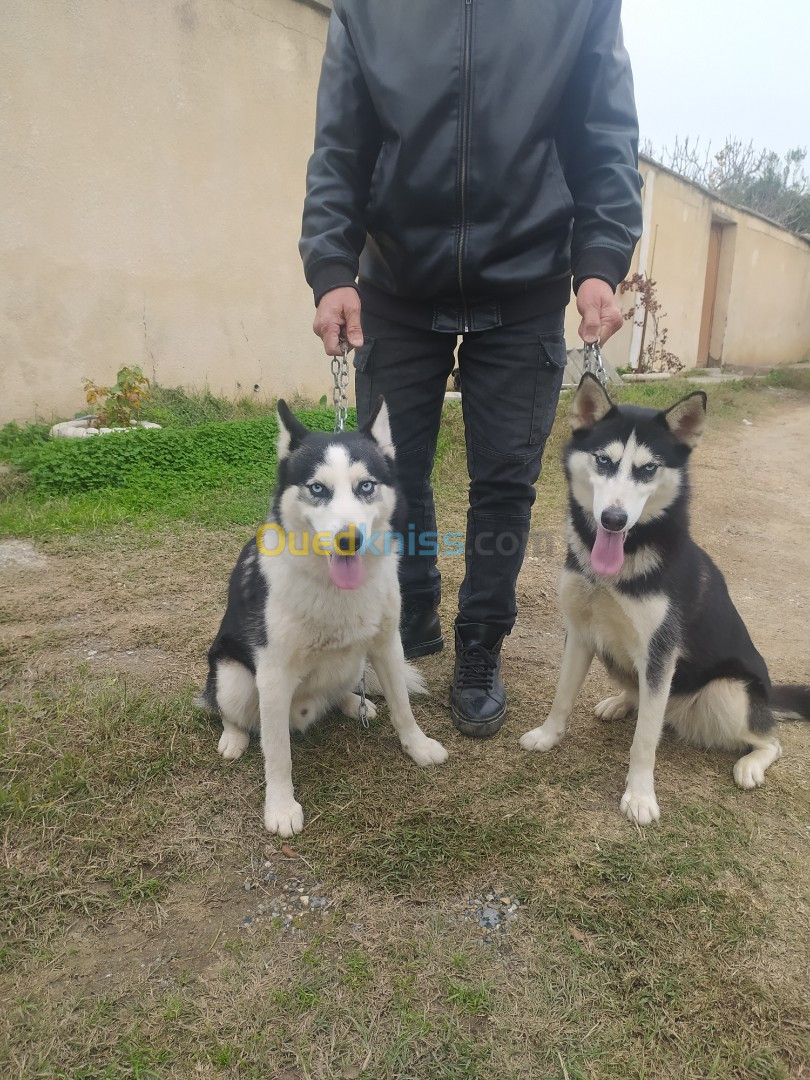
[577,160,810,372]
[2,1,809,424]
[722,212,810,367]
[1,0,331,424]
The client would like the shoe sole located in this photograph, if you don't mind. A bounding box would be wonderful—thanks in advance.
[403,637,444,661]
[451,703,507,739]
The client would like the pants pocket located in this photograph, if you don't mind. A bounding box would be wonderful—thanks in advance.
[352,338,375,424]
[529,336,567,445]
[352,337,375,372]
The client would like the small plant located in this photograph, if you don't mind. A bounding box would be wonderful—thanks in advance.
[618,274,682,374]
[82,365,151,428]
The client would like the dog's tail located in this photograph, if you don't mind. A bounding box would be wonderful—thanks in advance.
[364,661,428,698]
[195,670,219,714]
[768,684,810,720]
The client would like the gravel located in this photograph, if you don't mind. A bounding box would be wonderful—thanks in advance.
[239,857,333,938]
[241,862,521,948]
[462,886,522,945]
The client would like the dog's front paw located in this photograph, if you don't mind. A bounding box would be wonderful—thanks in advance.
[733,756,765,790]
[341,693,378,722]
[519,724,562,752]
[594,693,633,722]
[620,788,660,825]
[264,799,304,837]
[404,735,449,767]
[218,726,250,761]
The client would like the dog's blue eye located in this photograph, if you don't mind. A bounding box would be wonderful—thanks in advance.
[358,480,376,495]
[308,482,326,497]
[644,463,658,474]
[594,453,610,466]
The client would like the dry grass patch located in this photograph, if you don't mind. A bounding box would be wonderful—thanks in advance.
[1,379,809,1078]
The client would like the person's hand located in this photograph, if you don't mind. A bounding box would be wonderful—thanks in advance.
[313,287,364,355]
[576,278,623,345]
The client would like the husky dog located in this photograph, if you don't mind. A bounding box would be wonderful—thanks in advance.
[201,398,448,837]
[520,374,810,824]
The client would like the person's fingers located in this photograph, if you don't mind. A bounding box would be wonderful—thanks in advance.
[577,278,623,345]
[600,303,624,344]
[313,288,364,354]
[343,297,364,349]
[320,320,343,356]
[578,301,602,345]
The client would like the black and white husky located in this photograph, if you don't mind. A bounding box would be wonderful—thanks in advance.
[201,399,448,837]
[520,374,810,824]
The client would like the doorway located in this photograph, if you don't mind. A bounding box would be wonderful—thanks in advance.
[698,219,734,368]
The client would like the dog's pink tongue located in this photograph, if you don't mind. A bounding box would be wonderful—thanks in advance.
[329,554,366,590]
[591,526,626,576]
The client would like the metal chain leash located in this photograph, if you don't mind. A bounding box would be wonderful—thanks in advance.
[583,340,608,387]
[327,336,369,729]
[331,340,351,432]
[357,673,370,730]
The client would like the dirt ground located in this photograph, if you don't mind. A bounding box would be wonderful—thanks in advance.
[2,389,809,1078]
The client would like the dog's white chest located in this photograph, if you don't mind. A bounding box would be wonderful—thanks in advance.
[560,570,669,672]
[269,590,384,653]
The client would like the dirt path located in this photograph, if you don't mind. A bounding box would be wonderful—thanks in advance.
[688,397,810,684]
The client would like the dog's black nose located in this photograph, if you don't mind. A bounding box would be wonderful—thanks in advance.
[601,507,627,532]
[335,529,356,554]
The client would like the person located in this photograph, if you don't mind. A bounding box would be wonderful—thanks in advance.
[299,0,643,738]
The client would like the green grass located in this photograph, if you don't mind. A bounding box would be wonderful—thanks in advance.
[0,383,299,456]
[0,682,212,958]
[0,372,803,541]
[0,406,348,538]
[604,373,769,414]
[139,384,312,428]
[762,366,810,393]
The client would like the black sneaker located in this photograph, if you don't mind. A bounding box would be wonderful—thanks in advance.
[400,602,443,660]
[450,623,507,737]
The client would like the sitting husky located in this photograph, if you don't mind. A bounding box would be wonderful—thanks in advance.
[201,398,448,837]
[520,374,809,824]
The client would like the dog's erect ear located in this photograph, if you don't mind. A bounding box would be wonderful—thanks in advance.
[570,373,615,431]
[662,391,707,448]
[276,400,309,459]
[362,396,395,459]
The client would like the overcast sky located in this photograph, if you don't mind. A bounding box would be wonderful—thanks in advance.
[621,0,810,160]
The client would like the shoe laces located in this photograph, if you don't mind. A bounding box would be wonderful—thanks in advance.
[457,643,498,691]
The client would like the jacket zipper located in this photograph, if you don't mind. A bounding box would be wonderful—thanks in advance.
[458,0,473,333]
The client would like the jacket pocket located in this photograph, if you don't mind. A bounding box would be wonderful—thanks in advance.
[366,141,390,222]
[546,144,575,221]
[529,336,567,445]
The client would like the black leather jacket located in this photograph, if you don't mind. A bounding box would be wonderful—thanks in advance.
[300,0,643,327]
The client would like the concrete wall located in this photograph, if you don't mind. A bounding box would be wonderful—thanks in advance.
[721,211,810,368]
[2,0,809,423]
[575,160,810,372]
[1,0,331,424]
